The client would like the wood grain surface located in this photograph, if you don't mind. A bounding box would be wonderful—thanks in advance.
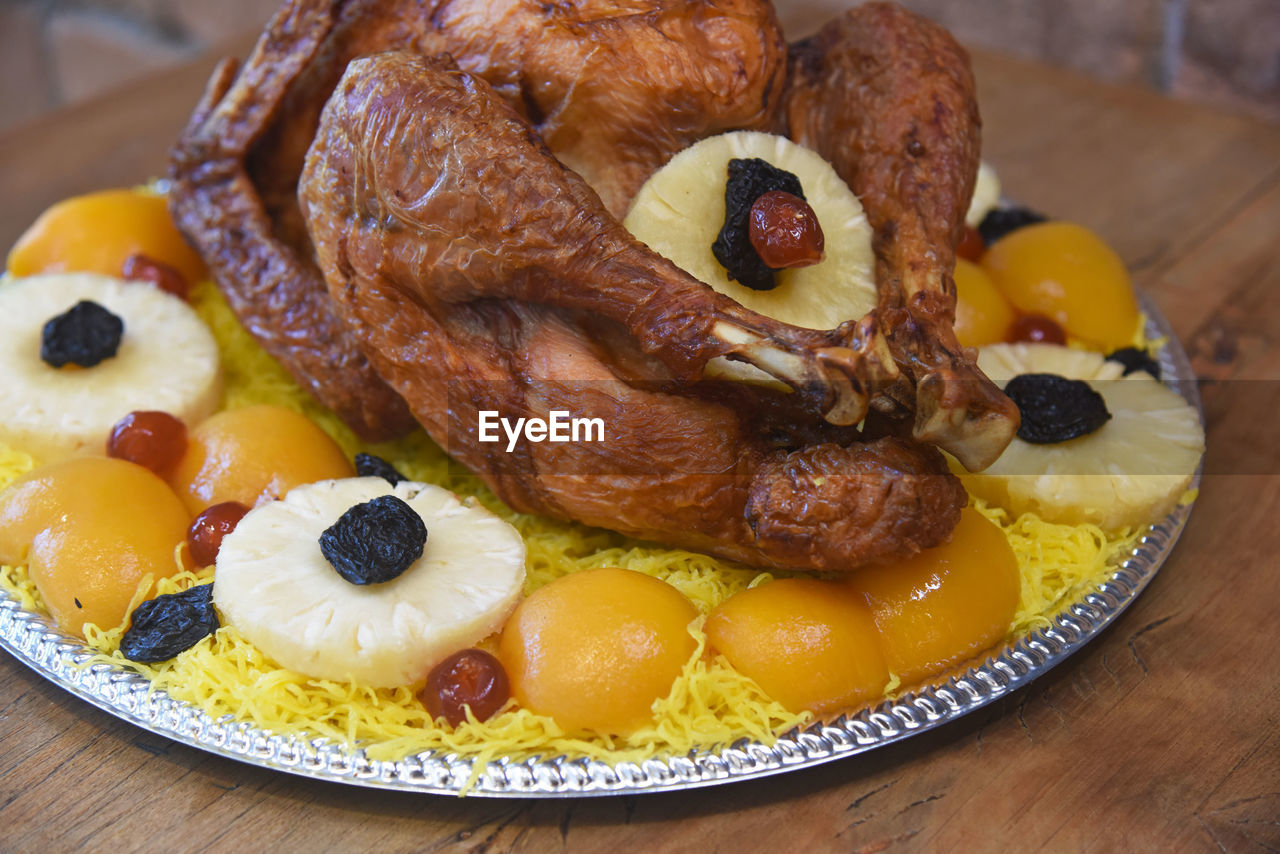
[1,28,1279,854]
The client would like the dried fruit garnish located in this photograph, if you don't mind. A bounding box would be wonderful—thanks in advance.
[40,300,124,368]
[712,158,806,291]
[355,452,407,485]
[978,206,1047,246]
[119,584,219,663]
[1106,347,1161,380]
[320,494,427,585]
[1006,373,1111,444]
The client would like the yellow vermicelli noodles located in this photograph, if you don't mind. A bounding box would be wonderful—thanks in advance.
[0,280,1157,774]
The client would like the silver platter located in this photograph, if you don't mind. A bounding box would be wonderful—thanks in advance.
[0,295,1200,797]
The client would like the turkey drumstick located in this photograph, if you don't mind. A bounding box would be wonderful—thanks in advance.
[784,2,1019,471]
[299,51,966,571]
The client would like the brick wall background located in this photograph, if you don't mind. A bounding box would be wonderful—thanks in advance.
[0,0,1276,135]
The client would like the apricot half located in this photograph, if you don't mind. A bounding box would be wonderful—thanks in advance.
[704,578,888,716]
[847,507,1020,685]
[0,456,190,637]
[497,567,697,735]
[167,404,353,515]
[980,221,1139,350]
[6,188,207,287]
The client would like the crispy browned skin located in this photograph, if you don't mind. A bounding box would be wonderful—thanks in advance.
[300,52,965,571]
[169,0,786,441]
[784,2,1018,471]
[168,2,415,441]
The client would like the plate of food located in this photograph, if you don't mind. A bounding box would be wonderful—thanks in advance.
[0,0,1204,797]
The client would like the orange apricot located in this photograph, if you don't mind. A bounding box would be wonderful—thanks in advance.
[953,258,1015,348]
[704,578,888,716]
[497,567,697,735]
[6,188,207,288]
[0,457,190,637]
[166,404,354,515]
[847,507,1020,686]
[980,221,1139,350]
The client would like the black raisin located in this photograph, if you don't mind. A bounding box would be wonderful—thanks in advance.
[1006,373,1111,444]
[355,452,407,485]
[712,158,805,291]
[978,206,1048,246]
[119,585,219,663]
[320,494,426,585]
[41,300,124,368]
[1106,347,1161,380]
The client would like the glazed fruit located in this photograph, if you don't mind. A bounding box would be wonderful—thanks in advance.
[214,477,525,688]
[981,221,1140,350]
[0,273,221,464]
[186,501,250,567]
[952,258,1015,348]
[6,188,207,286]
[421,648,511,727]
[623,131,876,333]
[962,343,1205,530]
[704,578,888,715]
[1008,313,1067,345]
[498,567,697,735]
[107,410,188,476]
[0,456,190,637]
[846,507,1020,685]
[955,225,984,263]
[167,404,354,514]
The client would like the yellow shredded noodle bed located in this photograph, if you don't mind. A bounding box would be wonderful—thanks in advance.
[0,280,1149,771]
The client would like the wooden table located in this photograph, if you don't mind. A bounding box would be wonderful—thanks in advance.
[2,31,1278,854]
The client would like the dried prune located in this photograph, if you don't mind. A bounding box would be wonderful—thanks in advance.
[712,158,806,291]
[320,494,426,585]
[978,206,1047,246]
[119,584,219,663]
[355,452,406,486]
[1106,347,1161,380]
[1006,373,1111,444]
[40,300,124,368]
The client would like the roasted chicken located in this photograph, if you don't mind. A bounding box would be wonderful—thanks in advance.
[168,0,1015,571]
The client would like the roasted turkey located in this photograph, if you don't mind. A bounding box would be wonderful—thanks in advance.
[167,0,1017,571]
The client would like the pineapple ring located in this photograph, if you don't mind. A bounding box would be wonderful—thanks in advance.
[623,131,877,334]
[0,272,221,464]
[214,477,526,689]
[958,343,1204,531]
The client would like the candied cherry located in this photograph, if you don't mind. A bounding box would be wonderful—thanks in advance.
[704,578,888,715]
[953,258,1015,348]
[748,191,825,269]
[497,567,697,735]
[955,224,985,263]
[846,507,1020,685]
[421,648,511,727]
[186,501,250,567]
[0,457,191,637]
[107,410,188,475]
[6,188,207,286]
[167,404,354,515]
[981,221,1139,350]
[122,252,190,300]
[1008,313,1067,345]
